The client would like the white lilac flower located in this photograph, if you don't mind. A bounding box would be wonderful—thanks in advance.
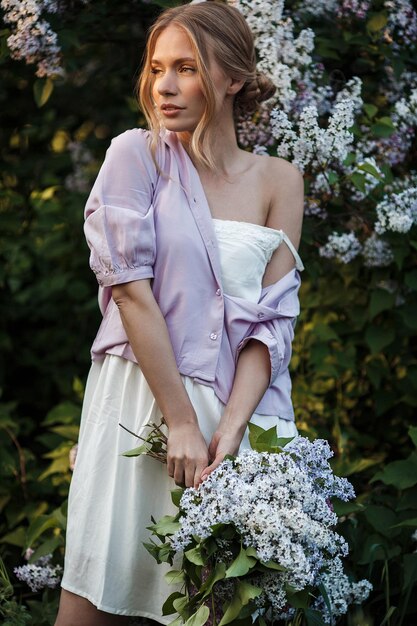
[362,234,394,268]
[374,187,417,234]
[384,0,417,48]
[304,198,329,219]
[336,0,371,20]
[1,0,64,77]
[319,232,362,263]
[272,98,356,172]
[171,440,354,598]
[14,553,62,593]
[335,76,363,109]
[294,0,338,19]
[65,141,94,193]
[313,557,373,625]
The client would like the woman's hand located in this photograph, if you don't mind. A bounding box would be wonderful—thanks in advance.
[167,422,209,489]
[200,425,245,483]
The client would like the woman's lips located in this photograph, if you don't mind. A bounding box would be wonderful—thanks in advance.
[161,105,185,117]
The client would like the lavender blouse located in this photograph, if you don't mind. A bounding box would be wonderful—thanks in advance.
[84,129,302,421]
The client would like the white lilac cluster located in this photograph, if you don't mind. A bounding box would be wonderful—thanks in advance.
[65,141,94,193]
[394,87,417,128]
[14,552,62,593]
[336,0,371,20]
[271,97,356,173]
[1,0,63,77]
[362,233,394,268]
[293,0,338,19]
[312,557,373,624]
[229,0,333,117]
[384,0,417,48]
[319,232,362,264]
[374,187,417,234]
[171,438,366,616]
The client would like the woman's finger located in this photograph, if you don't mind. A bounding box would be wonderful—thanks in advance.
[200,454,224,481]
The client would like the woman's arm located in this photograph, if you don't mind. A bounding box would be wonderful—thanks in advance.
[112,279,209,489]
[201,159,304,480]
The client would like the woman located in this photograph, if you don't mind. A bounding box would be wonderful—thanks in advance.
[56,1,304,624]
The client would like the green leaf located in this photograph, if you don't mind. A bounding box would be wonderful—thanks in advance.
[26,515,61,547]
[33,78,54,107]
[0,527,26,547]
[409,426,417,449]
[305,608,326,626]
[248,424,281,452]
[286,587,310,609]
[261,560,286,571]
[42,402,81,426]
[371,122,395,138]
[392,518,417,528]
[49,424,79,440]
[218,581,261,626]
[318,582,332,617]
[184,605,210,626]
[364,505,400,537]
[225,546,257,578]
[363,103,378,119]
[365,325,395,354]
[200,562,226,598]
[171,488,184,508]
[28,536,63,562]
[173,595,189,616]
[351,172,367,192]
[379,607,397,626]
[149,515,181,536]
[163,592,185,616]
[371,452,417,489]
[369,289,395,319]
[367,12,388,32]
[332,500,364,516]
[358,162,383,180]
[403,553,417,590]
[405,270,417,291]
[185,545,205,566]
[122,442,152,457]
[165,570,186,585]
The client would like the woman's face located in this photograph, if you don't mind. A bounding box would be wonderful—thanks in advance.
[151,24,230,133]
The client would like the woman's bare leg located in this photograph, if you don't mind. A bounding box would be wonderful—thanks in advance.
[55,589,130,626]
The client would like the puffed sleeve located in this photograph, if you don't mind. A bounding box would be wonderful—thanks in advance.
[84,129,158,287]
[235,270,301,385]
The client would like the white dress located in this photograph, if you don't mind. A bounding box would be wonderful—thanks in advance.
[61,219,302,619]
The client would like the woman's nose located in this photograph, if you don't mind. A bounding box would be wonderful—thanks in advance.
[157,71,178,96]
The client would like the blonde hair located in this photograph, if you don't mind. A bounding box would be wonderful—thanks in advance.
[137,0,275,170]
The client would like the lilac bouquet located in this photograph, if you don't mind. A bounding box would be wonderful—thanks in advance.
[142,425,372,625]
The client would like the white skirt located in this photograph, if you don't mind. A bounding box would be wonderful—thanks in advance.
[61,354,298,620]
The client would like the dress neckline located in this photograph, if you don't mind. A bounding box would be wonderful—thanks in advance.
[212,217,284,236]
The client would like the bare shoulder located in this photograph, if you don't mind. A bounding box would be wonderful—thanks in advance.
[259,155,304,233]
[263,155,304,192]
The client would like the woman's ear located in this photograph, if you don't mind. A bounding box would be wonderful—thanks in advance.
[226,77,245,96]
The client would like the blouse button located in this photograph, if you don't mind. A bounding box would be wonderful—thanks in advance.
[216,288,221,296]
[257,312,264,319]
[210,332,218,340]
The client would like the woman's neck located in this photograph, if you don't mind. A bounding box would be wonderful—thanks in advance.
[179,108,244,176]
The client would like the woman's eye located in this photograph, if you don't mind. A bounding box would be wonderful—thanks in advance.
[180,66,195,73]
[151,68,162,75]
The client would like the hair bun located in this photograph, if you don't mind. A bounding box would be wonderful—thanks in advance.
[235,71,276,115]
